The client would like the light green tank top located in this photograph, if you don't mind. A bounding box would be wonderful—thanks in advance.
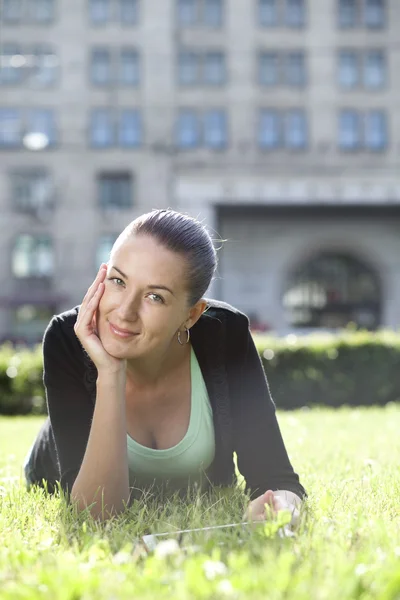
[127,347,215,492]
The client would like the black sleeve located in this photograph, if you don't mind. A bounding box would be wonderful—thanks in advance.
[43,314,95,495]
[231,316,307,500]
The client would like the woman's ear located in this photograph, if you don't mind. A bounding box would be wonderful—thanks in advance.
[186,299,208,329]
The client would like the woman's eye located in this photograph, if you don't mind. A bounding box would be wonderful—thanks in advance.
[107,277,125,287]
[148,293,164,303]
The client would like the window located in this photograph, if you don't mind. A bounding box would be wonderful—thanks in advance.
[258,52,279,86]
[120,49,140,86]
[32,46,58,86]
[29,0,55,23]
[119,0,138,24]
[97,234,119,266]
[0,109,21,147]
[177,110,200,148]
[285,52,306,86]
[259,0,278,27]
[285,109,307,149]
[338,50,359,88]
[285,0,305,27]
[203,52,225,85]
[89,0,111,23]
[339,110,361,150]
[283,252,381,329]
[0,44,23,85]
[12,235,54,278]
[203,109,227,148]
[119,110,142,147]
[365,110,387,150]
[365,0,385,28]
[203,0,223,27]
[178,51,199,85]
[90,108,114,147]
[259,109,280,149]
[11,170,53,213]
[3,0,23,22]
[177,0,198,25]
[27,109,57,146]
[91,48,111,85]
[338,0,357,28]
[364,50,386,88]
[98,173,133,209]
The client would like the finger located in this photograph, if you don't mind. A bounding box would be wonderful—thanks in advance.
[80,265,107,312]
[77,268,107,325]
[76,282,105,333]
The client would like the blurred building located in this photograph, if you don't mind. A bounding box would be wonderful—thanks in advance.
[0,0,399,342]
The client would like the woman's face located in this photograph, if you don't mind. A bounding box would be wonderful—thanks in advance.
[97,234,194,360]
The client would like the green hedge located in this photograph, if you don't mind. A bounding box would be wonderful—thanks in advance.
[255,330,400,409]
[1,330,400,414]
[0,343,45,415]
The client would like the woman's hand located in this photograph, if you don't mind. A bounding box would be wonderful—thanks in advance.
[244,490,300,528]
[74,264,126,375]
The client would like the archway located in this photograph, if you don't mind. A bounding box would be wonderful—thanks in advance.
[283,252,381,329]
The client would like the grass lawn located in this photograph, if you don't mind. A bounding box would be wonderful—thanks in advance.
[1,407,400,599]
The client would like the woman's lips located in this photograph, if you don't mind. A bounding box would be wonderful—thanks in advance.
[109,322,137,338]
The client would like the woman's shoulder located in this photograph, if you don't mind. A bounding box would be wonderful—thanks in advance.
[42,305,80,348]
[203,298,249,325]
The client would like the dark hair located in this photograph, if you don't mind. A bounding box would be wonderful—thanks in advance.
[115,209,217,305]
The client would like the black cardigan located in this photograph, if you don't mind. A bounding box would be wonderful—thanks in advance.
[40,299,306,500]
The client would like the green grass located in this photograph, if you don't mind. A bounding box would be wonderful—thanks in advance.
[1,408,400,599]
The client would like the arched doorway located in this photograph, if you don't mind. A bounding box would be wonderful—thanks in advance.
[283,252,381,330]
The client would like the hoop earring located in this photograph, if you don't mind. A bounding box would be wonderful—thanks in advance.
[177,326,190,345]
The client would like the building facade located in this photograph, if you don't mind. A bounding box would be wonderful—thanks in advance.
[0,0,399,342]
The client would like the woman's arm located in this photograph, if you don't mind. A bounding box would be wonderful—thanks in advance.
[44,316,130,520]
[230,316,306,500]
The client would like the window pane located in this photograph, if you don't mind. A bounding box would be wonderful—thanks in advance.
[90,108,114,147]
[365,110,387,150]
[3,0,22,21]
[203,0,223,27]
[365,0,385,28]
[89,0,111,23]
[12,170,53,212]
[258,109,280,148]
[12,235,54,278]
[203,52,226,85]
[204,109,227,149]
[27,109,56,145]
[364,50,385,88]
[0,109,21,147]
[119,0,138,24]
[258,52,279,86]
[178,51,199,85]
[91,48,111,85]
[338,0,357,28]
[285,52,306,86]
[285,109,307,148]
[31,46,58,86]
[339,110,360,149]
[338,50,359,88]
[176,110,199,148]
[29,0,55,23]
[98,173,132,209]
[97,234,119,266]
[0,44,24,84]
[120,49,140,85]
[259,0,278,27]
[119,110,142,147]
[285,0,305,27]
[177,0,197,26]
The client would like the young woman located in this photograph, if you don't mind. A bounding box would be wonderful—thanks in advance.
[24,209,306,521]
